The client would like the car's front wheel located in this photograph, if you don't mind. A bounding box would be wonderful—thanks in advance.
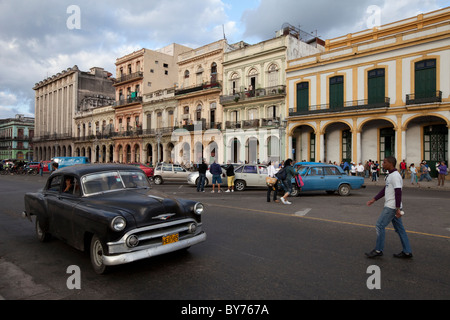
[338,184,351,196]
[90,235,109,275]
[153,175,163,185]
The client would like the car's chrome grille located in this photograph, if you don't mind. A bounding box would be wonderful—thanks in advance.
[107,218,202,254]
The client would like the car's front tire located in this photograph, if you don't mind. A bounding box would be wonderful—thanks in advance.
[90,235,109,275]
[153,176,163,185]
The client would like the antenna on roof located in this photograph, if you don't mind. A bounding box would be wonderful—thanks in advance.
[222,24,227,41]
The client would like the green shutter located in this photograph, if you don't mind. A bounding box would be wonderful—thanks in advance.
[329,76,343,109]
[415,60,436,99]
[368,69,385,104]
[296,82,309,112]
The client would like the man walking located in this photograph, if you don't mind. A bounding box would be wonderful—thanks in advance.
[365,156,413,259]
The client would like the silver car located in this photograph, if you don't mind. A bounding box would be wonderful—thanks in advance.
[234,164,268,191]
[153,163,192,185]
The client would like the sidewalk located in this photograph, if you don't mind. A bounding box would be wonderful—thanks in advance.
[364,176,450,191]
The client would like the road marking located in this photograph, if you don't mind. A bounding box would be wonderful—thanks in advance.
[206,203,450,240]
[295,208,312,217]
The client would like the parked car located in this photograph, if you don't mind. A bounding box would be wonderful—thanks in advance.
[22,164,206,274]
[233,164,268,191]
[290,163,365,197]
[27,161,51,173]
[129,163,154,178]
[153,163,192,185]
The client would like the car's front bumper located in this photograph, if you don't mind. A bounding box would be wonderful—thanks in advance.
[103,231,206,266]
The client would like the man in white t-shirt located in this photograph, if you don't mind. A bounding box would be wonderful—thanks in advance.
[365,156,413,259]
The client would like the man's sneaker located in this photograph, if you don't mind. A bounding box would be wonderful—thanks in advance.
[286,200,292,205]
[365,249,383,258]
[393,251,413,259]
[211,190,215,193]
[225,189,230,192]
[280,198,287,204]
[231,189,234,192]
[218,190,221,193]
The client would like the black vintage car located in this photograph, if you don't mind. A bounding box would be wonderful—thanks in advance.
[22,164,206,274]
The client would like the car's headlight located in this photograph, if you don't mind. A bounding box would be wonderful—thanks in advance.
[111,216,126,231]
[194,202,204,215]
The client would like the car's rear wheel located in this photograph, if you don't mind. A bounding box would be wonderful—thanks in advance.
[290,185,300,197]
[35,217,51,242]
[153,176,163,185]
[338,184,351,196]
[90,235,109,275]
[234,180,246,191]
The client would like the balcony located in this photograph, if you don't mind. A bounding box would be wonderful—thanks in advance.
[175,81,221,97]
[220,85,286,105]
[113,96,143,108]
[114,72,144,86]
[406,91,442,105]
[289,97,390,117]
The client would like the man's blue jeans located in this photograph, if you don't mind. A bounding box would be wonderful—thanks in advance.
[197,173,206,191]
[375,207,412,254]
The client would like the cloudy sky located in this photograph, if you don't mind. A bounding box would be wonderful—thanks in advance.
[0,0,448,118]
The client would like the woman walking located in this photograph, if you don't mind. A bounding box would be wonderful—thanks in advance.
[278,159,296,205]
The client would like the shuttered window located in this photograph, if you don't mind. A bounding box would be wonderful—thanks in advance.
[368,69,385,104]
[329,76,344,109]
[296,82,309,112]
[415,59,436,99]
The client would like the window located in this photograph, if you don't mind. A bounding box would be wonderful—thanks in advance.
[329,76,344,109]
[368,69,385,104]
[415,59,436,99]
[310,133,316,162]
[184,70,190,78]
[380,128,395,160]
[243,165,257,174]
[163,63,168,68]
[296,82,309,112]
[47,175,62,192]
[324,167,341,176]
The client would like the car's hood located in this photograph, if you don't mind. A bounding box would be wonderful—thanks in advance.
[86,189,187,228]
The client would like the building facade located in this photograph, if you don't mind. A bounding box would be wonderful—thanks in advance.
[173,40,227,165]
[33,66,115,161]
[112,44,191,164]
[0,115,35,161]
[286,8,450,176]
[221,26,324,164]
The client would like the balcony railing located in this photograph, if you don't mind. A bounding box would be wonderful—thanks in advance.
[175,81,221,96]
[406,91,442,105]
[113,96,143,108]
[289,97,390,116]
[114,72,144,85]
[220,85,286,105]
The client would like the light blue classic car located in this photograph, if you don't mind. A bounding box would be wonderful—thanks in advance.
[290,163,365,196]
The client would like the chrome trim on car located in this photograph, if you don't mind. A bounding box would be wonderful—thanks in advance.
[103,232,206,266]
[107,218,202,255]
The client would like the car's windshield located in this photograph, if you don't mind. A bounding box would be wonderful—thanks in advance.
[81,170,150,195]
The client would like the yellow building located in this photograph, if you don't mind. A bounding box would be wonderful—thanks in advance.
[286,7,450,176]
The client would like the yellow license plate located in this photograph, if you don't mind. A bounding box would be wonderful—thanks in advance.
[162,233,179,245]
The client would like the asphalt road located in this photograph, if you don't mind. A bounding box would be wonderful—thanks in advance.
[0,173,449,303]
